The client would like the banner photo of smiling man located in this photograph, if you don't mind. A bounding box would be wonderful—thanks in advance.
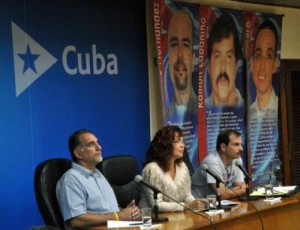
[245,12,283,185]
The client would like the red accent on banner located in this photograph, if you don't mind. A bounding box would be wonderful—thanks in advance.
[197,6,210,162]
[245,13,259,61]
[152,0,170,121]
[152,0,164,116]
[245,12,255,177]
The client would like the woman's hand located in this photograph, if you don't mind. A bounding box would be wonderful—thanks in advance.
[185,198,208,211]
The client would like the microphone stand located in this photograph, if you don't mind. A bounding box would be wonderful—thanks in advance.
[216,179,231,210]
[152,191,168,222]
[216,179,222,210]
[141,183,216,229]
[245,177,251,199]
[238,177,259,201]
[150,188,217,229]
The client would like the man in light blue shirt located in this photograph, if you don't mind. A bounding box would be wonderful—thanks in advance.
[56,129,140,229]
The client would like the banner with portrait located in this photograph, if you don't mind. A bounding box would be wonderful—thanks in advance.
[245,12,282,185]
[151,1,282,182]
[152,0,199,168]
[199,6,246,162]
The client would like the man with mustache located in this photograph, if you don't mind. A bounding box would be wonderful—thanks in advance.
[205,13,244,107]
[250,19,279,117]
[191,130,246,199]
[166,10,197,118]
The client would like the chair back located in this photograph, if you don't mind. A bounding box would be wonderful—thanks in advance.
[34,158,72,229]
[97,155,141,208]
[182,148,195,176]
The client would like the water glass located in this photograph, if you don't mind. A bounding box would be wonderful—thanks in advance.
[265,184,274,199]
[141,207,152,227]
[207,194,217,210]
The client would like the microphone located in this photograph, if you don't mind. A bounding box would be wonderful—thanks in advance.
[135,175,167,222]
[202,164,225,183]
[202,164,230,210]
[234,160,258,201]
[134,175,161,194]
[135,175,216,229]
[235,160,252,181]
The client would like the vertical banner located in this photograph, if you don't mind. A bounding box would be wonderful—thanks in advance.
[0,0,149,228]
[245,12,282,185]
[152,0,199,168]
[152,1,282,178]
[200,7,246,159]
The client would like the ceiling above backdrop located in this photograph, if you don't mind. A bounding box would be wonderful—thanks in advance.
[233,0,300,9]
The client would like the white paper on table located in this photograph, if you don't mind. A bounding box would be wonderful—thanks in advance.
[205,209,225,216]
[250,186,297,197]
[220,200,240,206]
[263,197,282,204]
[107,220,142,228]
[107,220,161,229]
[140,224,162,230]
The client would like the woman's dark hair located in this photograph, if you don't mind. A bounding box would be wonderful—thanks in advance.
[144,125,183,172]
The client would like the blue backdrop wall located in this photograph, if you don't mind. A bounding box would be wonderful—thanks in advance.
[0,0,149,229]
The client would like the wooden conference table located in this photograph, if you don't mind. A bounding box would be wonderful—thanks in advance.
[93,192,300,230]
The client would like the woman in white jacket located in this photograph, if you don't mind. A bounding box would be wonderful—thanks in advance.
[139,125,207,212]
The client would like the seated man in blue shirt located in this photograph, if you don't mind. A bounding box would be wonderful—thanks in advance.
[56,129,140,229]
